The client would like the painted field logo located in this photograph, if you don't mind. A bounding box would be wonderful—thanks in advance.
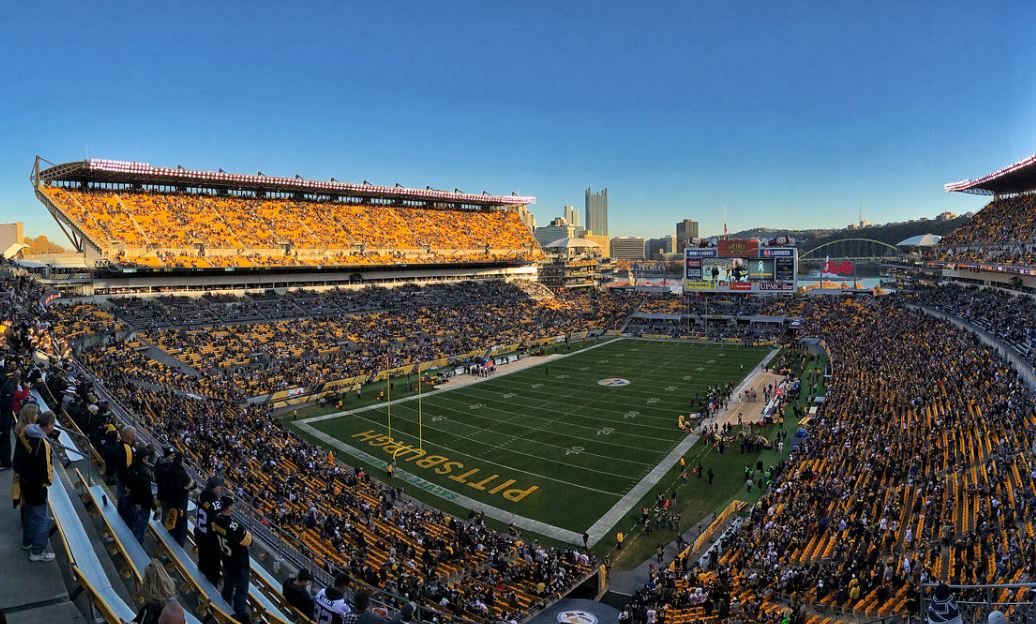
[558,611,598,624]
[598,378,631,387]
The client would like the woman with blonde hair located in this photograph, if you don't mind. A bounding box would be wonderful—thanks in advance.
[15,403,39,436]
[127,559,186,624]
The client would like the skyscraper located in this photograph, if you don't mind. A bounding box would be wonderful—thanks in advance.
[676,219,699,253]
[585,188,608,236]
[610,236,645,260]
[563,205,578,228]
[645,235,677,259]
[516,205,536,232]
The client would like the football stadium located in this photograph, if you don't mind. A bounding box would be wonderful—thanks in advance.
[3,7,1036,624]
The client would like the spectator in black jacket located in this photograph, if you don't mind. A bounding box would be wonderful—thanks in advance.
[113,425,136,514]
[156,447,192,546]
[281,568,315,618]
[123,445,157,542]
[0,364,17,470]
[13,410,56,561]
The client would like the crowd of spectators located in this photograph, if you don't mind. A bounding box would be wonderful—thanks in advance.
[928,246,1036,268]
[3,262,596,623]
[624,297,1036,623]
[12,249,1036,623]
[910,284,1036,371]
[54,283,643,398]
[940,195,1036,247]
[40,186,543,269]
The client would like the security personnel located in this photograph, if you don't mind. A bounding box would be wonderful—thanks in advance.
[313,573,352,623]
[212,495,253,622]
[195,475,224,587]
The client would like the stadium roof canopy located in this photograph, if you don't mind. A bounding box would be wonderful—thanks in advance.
[35,158,535,207]
[945,153,1036,195]
[544,237,601,249]
[897,234,942,247]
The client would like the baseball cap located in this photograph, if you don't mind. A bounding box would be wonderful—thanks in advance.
[219,494,236,508]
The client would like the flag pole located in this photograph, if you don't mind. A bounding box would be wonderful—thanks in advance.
[386,357,392,441]
[418,366,424,452]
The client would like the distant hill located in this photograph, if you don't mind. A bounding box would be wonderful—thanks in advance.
[728,215,972,252]
[728,227,836,245]
[803,215,971,252]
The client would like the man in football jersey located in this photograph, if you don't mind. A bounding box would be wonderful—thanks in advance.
[195,475,224,587]
[212,495,253,623]
[314,573,352,624]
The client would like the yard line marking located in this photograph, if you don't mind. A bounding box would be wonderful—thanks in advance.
[311,410,631,493]
[358,402,652,477]
[386,399,660,466]
[438,388,683,430]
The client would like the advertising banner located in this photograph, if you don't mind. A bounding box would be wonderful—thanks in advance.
[684,257,703,280]
[718,239,758,257]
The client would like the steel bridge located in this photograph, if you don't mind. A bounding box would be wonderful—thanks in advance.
[799,238,908,261]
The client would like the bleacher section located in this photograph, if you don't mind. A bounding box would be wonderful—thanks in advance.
[39,186,543,269]
[59,284,643,398]
[940,195,1036,247]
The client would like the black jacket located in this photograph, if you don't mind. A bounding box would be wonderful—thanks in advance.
[159,461,192,509]
[281,580,315,616]
[125,463,156,509]
[13,426,53,505]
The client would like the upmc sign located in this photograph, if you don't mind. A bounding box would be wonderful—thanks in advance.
[822,260,855,275]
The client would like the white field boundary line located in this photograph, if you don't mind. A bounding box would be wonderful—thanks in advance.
[583,346,781,546]
[295,424,585,545]
[299,337,621,426]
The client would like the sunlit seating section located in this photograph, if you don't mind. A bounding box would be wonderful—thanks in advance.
[40,186,543,268]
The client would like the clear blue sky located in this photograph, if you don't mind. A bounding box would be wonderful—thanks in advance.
[2,0,1035,242]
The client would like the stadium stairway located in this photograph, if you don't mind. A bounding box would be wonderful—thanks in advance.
[77,476,207,624]
[0,465,88,624]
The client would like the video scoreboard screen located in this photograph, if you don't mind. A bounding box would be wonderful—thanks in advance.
[684,240,797,292]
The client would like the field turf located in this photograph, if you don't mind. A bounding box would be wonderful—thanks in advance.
[301,338,769,535]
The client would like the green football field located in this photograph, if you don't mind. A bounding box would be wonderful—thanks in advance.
[297,338,770,540]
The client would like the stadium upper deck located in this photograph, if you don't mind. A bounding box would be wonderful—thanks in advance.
[940,153,1036,249]
[32,157,543,274]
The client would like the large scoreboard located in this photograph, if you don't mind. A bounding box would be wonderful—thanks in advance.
[684,240,797,292]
